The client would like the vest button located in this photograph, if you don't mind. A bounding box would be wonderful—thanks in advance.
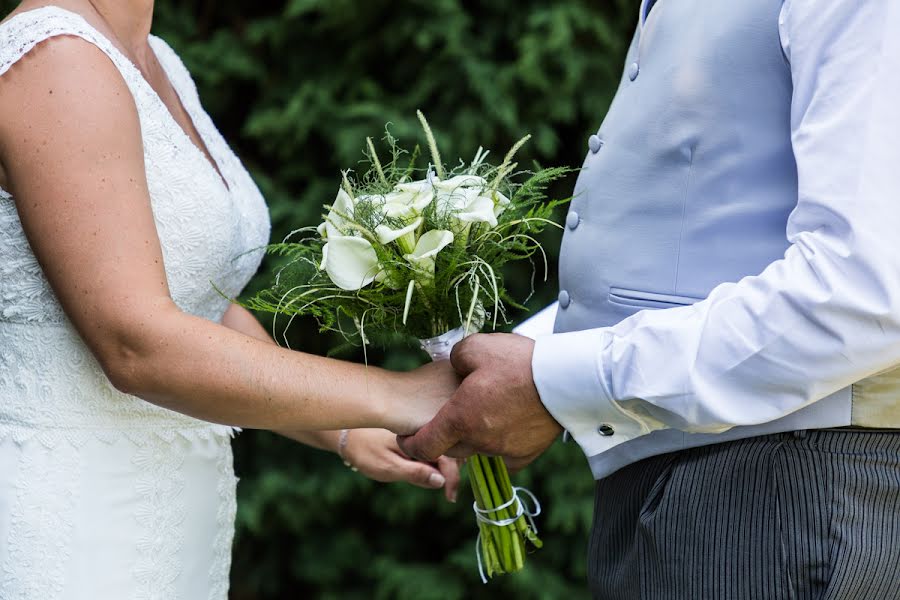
[598,424,615,437]
[558,290,571,309]
[566,211,580,230]
[628,62,640,81]
[588,134,603,154]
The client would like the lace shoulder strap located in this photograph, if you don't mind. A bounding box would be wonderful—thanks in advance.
[0,6,138,83]
[148,35,199,100]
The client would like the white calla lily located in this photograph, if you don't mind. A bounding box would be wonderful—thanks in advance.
[492,189,510,217]
[320,188,356,239]
[455,193,498,227]
[375,216,424,254]
[394,178,432,192]
[435,186,473,212]
[379,181,434,219]
[437,186,498,227]
[320,236,380,291]
[404,229,454,277]
[433,174,487,192]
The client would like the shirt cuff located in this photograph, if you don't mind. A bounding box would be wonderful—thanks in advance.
[532,329,651,457]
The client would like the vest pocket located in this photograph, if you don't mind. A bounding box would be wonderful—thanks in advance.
[608,287,703,310]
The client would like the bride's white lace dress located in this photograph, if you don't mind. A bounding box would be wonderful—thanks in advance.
[0,6,271,598]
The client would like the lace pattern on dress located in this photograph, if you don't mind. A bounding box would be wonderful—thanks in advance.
[0,320,238,447]
[2,443,80,599]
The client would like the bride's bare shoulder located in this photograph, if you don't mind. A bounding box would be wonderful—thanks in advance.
[0,2,117,90]
[0,33,133,121]
[0,23,140,189]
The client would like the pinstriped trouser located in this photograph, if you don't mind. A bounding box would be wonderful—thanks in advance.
[588,430,900,600]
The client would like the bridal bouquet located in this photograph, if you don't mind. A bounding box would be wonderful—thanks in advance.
[243,112,570,581]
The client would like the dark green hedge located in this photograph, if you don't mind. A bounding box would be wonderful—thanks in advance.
[1,1,638,597]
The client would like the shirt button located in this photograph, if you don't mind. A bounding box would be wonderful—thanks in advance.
[588,134,603,154]
[558,290,571,309]
[566,211,580,231]
[628,62,640,81]
[597,424,615,436]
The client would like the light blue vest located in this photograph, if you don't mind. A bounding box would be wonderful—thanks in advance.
[557,0,794,333]
[552,0,890,476]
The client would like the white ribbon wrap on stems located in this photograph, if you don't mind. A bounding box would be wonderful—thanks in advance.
[419,323,542,584]
[473,487,542,583]
[418,325,470,362]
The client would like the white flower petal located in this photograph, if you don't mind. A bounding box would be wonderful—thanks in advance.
[436,187,481,212]
[434,175,487,192]
[405,229,454,275]
[410,190,434,212]
[382,201,416,219]
[395,179,432,193]
[319,241,329,269]
[336,187,355,208]
[492,190,511,217]
[381,186,434,216]
[324,188,356,238]
[410,229,454,260]
[321,236,380,291]
[375,216,424,245]
[456,195,498,227]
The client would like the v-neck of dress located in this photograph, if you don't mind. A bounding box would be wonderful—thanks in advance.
[4,6,231,193]
[145,35,231,193]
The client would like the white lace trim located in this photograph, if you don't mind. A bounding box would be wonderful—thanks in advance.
[132,438,186,600]
[209,442,237,599]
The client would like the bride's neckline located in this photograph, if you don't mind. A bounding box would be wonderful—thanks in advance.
[0,4,231,193]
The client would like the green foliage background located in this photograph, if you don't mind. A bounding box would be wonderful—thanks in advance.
[1,1,638,597]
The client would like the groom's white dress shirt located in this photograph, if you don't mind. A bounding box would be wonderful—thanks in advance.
[525,0,900,477]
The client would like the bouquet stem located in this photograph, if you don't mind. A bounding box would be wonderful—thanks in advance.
[468,452,541,581]
[418,327,542,582]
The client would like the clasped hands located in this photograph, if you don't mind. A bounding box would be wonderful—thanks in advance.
[307,333,562,504]
[399,333,563,473]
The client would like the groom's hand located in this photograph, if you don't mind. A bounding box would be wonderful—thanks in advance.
[398,333,563,472]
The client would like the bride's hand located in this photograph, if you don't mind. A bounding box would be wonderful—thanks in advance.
[387,360,462,436]
[341,428,461,503]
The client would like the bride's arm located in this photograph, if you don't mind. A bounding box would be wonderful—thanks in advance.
[221,304,461,500]
[219,303,344,449]
[0,36,456,435]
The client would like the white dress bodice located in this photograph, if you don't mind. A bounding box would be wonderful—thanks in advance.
[0,6,271,598]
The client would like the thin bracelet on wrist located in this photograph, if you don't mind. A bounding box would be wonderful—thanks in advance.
[337,429,358,472]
